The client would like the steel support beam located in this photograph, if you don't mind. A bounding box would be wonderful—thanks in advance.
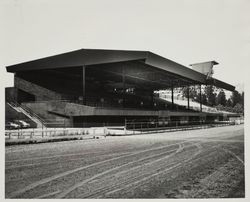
[200,84,202,112]
[82,66,86,105]
[122,66,126,108]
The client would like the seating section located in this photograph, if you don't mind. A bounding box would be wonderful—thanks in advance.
[84,92,196,112]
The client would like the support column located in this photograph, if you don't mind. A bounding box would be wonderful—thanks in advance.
[187,86,190,110]
[171,84,174,109]
[82,66,86,105]
[122,66,125,108]
[200,84,202,112]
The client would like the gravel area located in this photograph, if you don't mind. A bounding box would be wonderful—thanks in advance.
[5,124,244,198]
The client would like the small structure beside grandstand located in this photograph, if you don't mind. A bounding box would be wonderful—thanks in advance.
[5,49,238,128]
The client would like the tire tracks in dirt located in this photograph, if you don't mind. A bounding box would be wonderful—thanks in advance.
[94,142,202,198]
[221,148,244,165]
[5,151,133,170]
[57,142,185,198]
[8,140,188,198]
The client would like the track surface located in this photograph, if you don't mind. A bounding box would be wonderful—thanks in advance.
[5,125,244,198]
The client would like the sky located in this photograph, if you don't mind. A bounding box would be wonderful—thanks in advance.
[0,0,249,92]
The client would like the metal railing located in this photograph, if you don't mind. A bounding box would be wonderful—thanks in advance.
[5,126,108,140]
[5,119,243,141]
[9,102,46,126]
[124,119,240,134]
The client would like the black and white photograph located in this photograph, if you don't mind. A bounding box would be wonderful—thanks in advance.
[0,0,248,200]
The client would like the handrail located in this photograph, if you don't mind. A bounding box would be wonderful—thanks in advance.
[9,101,45,125]
[21,105,45,123]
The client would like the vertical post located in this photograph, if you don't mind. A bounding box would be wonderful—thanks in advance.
[122,66,126,108]
[82,66,86,105]
[171,84,174,109]
[187,86,190,110]
[200,84,202,112]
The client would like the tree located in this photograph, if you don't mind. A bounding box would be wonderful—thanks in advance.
[216,90,226,106]
[182,86,199,101]
[231,90,242,107]
[201,93,207,105]
[204,85,216,106]
[216,104,224,111]
[242,92,244,107]
[226,98,233,107]
[233,103,244,114]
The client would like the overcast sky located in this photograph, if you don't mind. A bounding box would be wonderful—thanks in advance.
[0,0,249,92]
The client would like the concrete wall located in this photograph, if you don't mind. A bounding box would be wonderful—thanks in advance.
[22,102,72,127]
[15,77,63,101]
[5,87,17,102]
[48,101,206,118]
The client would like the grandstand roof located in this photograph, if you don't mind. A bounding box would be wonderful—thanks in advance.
[6,49,235,91]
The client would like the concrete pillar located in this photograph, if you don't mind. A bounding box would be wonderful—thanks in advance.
[199,84,202,112]
[122,66,126,108]
[187,86,190,109]
[82,66,86,105]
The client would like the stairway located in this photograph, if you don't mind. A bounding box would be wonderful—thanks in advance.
[7,102,45,128]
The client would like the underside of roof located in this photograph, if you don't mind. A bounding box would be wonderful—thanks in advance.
[6,48,235,91]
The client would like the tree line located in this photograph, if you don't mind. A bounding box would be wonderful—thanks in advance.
[182,85,244,114]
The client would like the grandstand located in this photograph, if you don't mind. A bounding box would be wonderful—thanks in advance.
[5,49,238,128]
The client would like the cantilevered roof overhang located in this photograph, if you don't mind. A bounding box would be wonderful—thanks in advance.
[6,49,235,91]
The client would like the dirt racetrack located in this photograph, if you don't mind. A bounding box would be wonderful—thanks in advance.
[5,125,244,198]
